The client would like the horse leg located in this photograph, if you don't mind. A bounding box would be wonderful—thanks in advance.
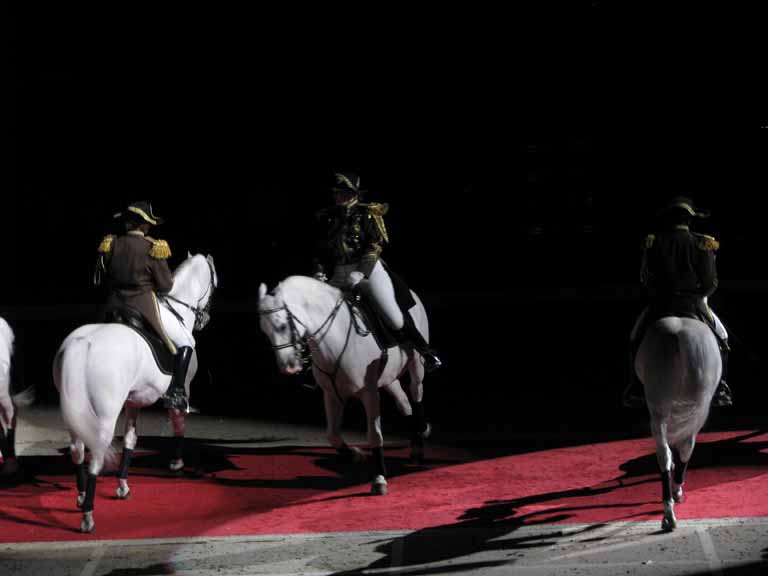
[651,418,677,531]
[384,379,425,464]
[323,390,364,464]
[80,453,108,534]
[672,436,696,504]
[69,433,87,508]
[360,385,387,495]
[407,354,430,438]
[0,415,18,476]
[168,408,186,472]
[116,405,139,499]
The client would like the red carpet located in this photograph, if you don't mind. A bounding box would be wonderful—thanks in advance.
[1,430,766,543]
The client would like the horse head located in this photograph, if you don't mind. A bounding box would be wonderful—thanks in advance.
[257,281,313,375]
[167,254,218,331]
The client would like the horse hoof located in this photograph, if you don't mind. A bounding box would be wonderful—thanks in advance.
[116,485,131,500]
[421,423,432,440]
[169,459,184,472]
[673,488,684,504]
[661,516,676,532]
[80,513,95,533]
[76,492,86,509]
[371,475,388,496]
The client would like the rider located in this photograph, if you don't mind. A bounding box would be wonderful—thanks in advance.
[94,200,193,412]
[311,172,442,373]
[623,196,733,408]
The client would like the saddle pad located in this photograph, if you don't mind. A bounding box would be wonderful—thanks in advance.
[108,313,174,375]
[350,296,399,351]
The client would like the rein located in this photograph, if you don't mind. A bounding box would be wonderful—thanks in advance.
[162,258,216,332]
[259,292,359,402]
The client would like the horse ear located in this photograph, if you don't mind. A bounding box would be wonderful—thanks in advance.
[188,251,193,258]
[258,283,268,299]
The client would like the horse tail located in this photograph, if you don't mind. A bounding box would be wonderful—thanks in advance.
[654,322,716,445]
[55,337,118,469]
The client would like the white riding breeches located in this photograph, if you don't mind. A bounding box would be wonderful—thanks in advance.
[330,260,405,331]
[630,301,728,342]
[159,304,196,349]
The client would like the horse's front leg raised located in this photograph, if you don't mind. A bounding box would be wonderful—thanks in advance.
[651,418,677,531]
[116,405,140,500]
[168,408,186,472]
[360,384,387,495]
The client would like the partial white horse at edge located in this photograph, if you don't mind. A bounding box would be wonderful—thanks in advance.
[636,316,721,531]
[258,275,432,496]
[53,253,217,533]
[0,317,35,476]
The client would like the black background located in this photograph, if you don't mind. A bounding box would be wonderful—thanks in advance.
[5,3,767,447]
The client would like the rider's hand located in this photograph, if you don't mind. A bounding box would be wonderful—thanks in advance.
[345,271,365,289]
[313,271,328,283]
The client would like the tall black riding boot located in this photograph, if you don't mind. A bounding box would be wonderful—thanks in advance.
[395,314,442,373]
[163,346,193,412]
[712,343,733,407]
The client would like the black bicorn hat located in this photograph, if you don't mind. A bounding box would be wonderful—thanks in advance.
[331,172,365,195]
[657,196,710,219]
[113,200,165,225]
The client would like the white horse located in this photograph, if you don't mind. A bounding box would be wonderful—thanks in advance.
[636,316,721,532]
[0,317,35,476]
[258,275,431,496]
[53,253,217,533]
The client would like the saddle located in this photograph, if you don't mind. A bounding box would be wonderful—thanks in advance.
[105,308,174,375]
[348,294,399,351]
[647,299,725,349]
[346,266,416,352]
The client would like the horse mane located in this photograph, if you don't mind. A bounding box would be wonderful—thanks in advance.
[277,275,341,306]
[172,253,205,283]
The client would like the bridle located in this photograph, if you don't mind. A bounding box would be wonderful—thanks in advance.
[259,288,372,401]
[258,294,346,366]
[162,257,217,331]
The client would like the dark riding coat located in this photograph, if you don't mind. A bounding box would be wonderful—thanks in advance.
[641,225,719,323]
[97,231,176,352]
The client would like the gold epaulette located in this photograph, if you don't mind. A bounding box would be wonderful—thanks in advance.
[642,234,655,250]
[695,233,720,252]
[363,202,390,243]
[97,234,115,254]
[148,238,172,260]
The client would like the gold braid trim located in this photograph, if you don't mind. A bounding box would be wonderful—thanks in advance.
[642,234,655,250]
[97,234,115,254]
[149,239,172,259]
[695,234,720,252]
[366,202,390,243]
